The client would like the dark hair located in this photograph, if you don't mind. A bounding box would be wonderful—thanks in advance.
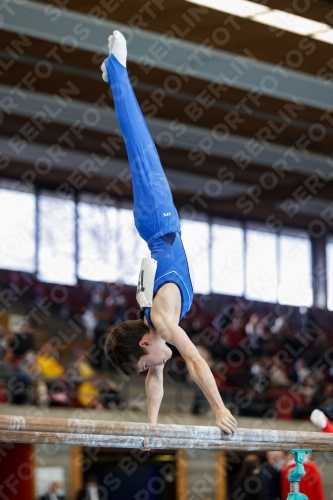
[85,475,98,484]
[242,454,261,475]
[105,319,149,375]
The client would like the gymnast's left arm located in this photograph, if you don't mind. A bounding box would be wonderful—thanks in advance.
[155,318,238,434]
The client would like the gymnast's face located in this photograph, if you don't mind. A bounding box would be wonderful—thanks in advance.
[137,332,172,372]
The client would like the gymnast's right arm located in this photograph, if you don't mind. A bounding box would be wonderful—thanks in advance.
[145,365,164,424]
[142,365,164,449]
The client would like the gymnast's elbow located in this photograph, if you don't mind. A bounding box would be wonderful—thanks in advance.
[185,351,205,372]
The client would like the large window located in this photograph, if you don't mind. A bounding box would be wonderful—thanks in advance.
[245,229,278,303]
[181,219,210,294]
[327,241,333,311]
[0,186,36,273]
[211,223,244,296]
[278,234,313,307]
[77,201,118,283]
[117,208,150,286]
[37,192,76,285]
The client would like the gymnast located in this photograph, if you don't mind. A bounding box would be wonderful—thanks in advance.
[102,31,237,435]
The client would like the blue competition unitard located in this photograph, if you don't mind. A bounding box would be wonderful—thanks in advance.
[105,54,193,327]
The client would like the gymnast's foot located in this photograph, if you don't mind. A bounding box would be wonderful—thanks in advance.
[101,30,127,82]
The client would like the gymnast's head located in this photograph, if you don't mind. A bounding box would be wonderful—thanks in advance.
[105,319,172,375]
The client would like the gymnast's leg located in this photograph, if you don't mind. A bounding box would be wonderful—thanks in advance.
[101,31,180,245]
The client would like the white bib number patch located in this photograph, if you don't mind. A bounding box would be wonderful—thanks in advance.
[136,258,157,308]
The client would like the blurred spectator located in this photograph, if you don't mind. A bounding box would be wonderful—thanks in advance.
[66,349,123,409]
[249,360,268,393]
[293,359,311,384]
[271,315,288,336]
[47,378,70,407]
[229,454,264,500]
[293,376,318,419]
[34,345,69,407]
[299,378,317,404]
[0,326,8,353]
[254,324,269,352]
[0,350,32,404]
[245,313,260,333]
[298,306,315,332]
[212,303,241,340]
[245,314,264,353]
[240,360,271,417]
[281,452,325,500]
[69,349,96,380]
[35,379,49,406]
[77,476,102,500]
[313,331,329,352]
[312,384,333,420]
[90,288,112,370]
[77,380,103,409]
[259,451,285,500]
[8,317,35,356]
[39,481,65,500]
[111,293,127,323]
[283,330,304,362]
[219,316,245,357]
[35,344,65,380]
[17,352,49,406]
[0,350,17,381]
[19,351,39,378]
[260,331,281,357]
[268,358,291,388]
[98,378,123,409]
[67,349,101,409]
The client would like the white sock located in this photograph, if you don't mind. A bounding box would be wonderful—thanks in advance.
[101,61,108,83]
[101,30,127,83]
[108,34,114,55]
[111,30,127,68]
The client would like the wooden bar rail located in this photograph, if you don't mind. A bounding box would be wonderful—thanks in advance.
[0,415,330,451]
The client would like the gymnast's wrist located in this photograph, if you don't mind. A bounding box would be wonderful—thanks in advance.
[213,404,226,415]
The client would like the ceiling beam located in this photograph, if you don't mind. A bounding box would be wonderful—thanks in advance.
[0,136,248,199]
[1,84,331,178]
[2,50,333,136]
[3,0,333,110]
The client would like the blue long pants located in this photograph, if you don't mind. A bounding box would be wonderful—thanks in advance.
[104,54,181,245]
